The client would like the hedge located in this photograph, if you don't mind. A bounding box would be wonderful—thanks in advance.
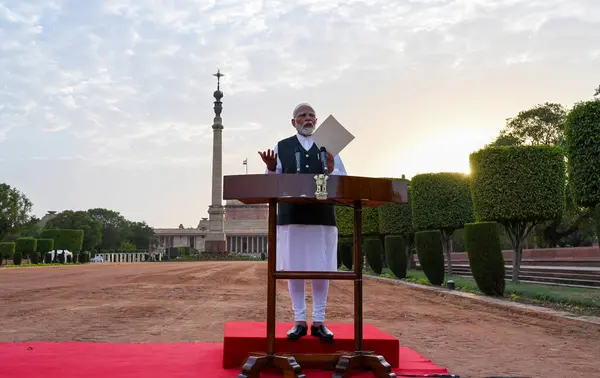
[335,206,380,237]
[410,172,474,275]
[469,145,565,223]
[16,237,38,264]
[384,235,407,279]
[364,237,383,275]
[15,237,37,253]
[40,229,85,252]
[338,238,353,269]
[464,222,506,296]
[564,99,600,208]
[414,230,445,286]
[410,172,474,231]
[0,242,16,264]
[564,99,600,241]
[379,186,414,236]
[36,238,54,253]
[469,145,565,283]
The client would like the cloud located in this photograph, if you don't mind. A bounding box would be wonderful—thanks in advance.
[2,1,599,156]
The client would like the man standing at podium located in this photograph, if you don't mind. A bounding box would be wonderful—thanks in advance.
[258,103,347,342]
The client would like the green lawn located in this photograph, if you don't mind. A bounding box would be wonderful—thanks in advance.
[366,267,600,316]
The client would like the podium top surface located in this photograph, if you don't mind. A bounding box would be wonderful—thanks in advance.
[222,174,408,207]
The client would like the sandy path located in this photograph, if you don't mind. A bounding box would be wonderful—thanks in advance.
[1,261,598,377]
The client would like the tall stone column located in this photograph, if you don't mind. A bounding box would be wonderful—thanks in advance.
[205,70,227,254]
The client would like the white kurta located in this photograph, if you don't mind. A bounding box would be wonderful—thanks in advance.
[266,133,348,272]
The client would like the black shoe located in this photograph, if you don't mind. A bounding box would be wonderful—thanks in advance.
[286,323,307,340]
[310,324,334,342]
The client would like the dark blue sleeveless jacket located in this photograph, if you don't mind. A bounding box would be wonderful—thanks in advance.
[276,135,337,226]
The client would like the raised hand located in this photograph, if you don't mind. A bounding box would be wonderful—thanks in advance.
[258,149,278,171]
[326,152,334,173]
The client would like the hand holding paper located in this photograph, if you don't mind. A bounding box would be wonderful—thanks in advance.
[311,114,355,157]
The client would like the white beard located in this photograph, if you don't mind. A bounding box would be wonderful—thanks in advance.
[296,122,315,136]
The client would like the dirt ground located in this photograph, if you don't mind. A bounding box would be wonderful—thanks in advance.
[1,261,599,377]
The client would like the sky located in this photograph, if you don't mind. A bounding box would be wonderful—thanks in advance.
[1,0,599,229]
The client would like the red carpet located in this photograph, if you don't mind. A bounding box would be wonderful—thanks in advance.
[0,341,451,377]
[223,321,400,368]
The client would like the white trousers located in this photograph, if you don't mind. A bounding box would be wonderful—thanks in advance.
[276,224,338,323]
[288,279,329,322]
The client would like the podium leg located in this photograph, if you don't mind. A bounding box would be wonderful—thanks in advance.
[238,198,306,378]
[237,353,306,378]
[332,351,396,378]
[330,201,396,378]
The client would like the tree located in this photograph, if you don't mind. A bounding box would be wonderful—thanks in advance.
[87,208,131,250]
[469,145,565,283]
[0,183,33,241]
[500,102,568,146]
[410,172,474,275]
[564,98,600,242]
[488,134,521,147]
[128,221,157,249]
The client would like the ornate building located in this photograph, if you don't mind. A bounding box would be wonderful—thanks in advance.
[152,71,268,256]
[153,200,268,255]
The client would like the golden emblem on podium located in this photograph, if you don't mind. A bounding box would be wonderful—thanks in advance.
[314,174,329,200]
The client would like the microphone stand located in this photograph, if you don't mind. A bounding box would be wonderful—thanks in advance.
[294,147,302,174]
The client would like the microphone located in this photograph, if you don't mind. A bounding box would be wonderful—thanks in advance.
[294,147,301,173]
[319,146,328,174]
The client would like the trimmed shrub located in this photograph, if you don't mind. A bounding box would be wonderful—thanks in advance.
[335,206,354,237]
[36,238,54,254]
[13,251,23,265]
[40,229,84,252]
[564,99,600,208]
[414,230,445,286]
[564,99,600,241]
[469,146,565,223]
[335,206,380,237]
[15,237,37,252]
[364,237,383,275]
[379,184,414,236]
[464,222,506,296]
[469,145,565,283]
[338,238,353,270]
[384,235,407,279]
[361,207,380,236]
[30,252,40,264]
[411,173,474,231]
[15,237,37,264]
[0,242,16,264]
[410,172,474,275]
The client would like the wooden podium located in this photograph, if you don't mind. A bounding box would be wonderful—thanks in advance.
[223,173,408,378]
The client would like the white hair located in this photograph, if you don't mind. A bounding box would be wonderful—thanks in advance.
[292,103,315,118]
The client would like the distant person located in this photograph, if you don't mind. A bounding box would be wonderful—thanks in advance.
[258,103,347,342]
